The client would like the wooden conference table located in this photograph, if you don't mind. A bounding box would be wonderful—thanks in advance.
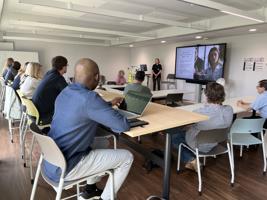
[97,89,208,200]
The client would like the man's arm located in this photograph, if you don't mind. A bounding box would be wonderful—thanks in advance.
[87,92,130,133]
[237,100,252,111]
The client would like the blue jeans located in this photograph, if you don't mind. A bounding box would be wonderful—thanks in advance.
[171,129,195,163]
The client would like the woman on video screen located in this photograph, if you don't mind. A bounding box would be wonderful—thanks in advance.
[204,47,223,81]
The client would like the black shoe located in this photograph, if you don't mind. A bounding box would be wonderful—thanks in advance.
[79,184,103,200]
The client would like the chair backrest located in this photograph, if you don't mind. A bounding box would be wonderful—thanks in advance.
[22,97,40,124]
[30,123,66,173]
[196,128,229,146]
[230,118,265,134]
[107,81,117,85]
[167,74,175,80]
[166,93,183,105]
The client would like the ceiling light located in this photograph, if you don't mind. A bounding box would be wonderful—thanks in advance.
[249,28,257,32]
[161,40,166,43]
[129,44,134,47]
[220,10,264,23]
[195,36,202,39]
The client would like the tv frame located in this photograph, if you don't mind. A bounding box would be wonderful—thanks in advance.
[174,43,227,85]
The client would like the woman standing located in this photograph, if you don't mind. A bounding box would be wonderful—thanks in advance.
[152,58,162,91]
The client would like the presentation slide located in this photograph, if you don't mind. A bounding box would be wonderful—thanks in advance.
[175,44,226,82]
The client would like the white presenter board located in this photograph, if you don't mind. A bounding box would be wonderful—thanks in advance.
[0,51,39,72]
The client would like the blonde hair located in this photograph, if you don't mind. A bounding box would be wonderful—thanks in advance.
[18,63,28,77]
[25,62,42,79]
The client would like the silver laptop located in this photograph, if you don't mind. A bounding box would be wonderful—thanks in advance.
[117,90,152,119]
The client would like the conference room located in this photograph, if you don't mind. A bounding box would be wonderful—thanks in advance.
[1,0,267,200]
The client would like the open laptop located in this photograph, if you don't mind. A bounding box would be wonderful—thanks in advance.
[117,90,152,119]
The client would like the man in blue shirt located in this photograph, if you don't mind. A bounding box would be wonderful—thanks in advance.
[237,79,267,128]
[4,61,21,85]
[32,56,68,125]
[43,58,133,200]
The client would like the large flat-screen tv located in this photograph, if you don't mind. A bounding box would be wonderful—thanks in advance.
[175,43,226,84]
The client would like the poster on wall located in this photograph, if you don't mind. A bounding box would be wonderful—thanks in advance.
[243,57,265,71]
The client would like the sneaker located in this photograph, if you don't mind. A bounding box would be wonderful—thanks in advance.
[185,159,199,173]
[79,184,103,200]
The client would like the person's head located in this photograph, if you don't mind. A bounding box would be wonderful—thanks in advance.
[18,62,29,76]
[118,70,125,77]
[204,82,225,104]
[208,47,220,67]
[52,56,68,75]
[25,62,43,79]
[7,58,14,67]
[135,71,145,83]
[155,58,160,64]
[256,79,267,94]
[74,58,99,90]
[13,61,21,71]
[195,47,199,62]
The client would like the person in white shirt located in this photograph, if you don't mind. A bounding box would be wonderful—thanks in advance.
[20,62,43,99]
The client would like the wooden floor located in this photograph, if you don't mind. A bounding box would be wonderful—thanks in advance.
[1,115,267,200]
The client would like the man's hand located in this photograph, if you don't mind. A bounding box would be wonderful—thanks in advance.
[237,100,244,106]
[111,97,124,107]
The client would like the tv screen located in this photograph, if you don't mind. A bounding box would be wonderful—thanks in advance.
[175,43,226,84]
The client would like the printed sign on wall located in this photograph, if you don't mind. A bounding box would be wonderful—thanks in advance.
[243,57,265,71]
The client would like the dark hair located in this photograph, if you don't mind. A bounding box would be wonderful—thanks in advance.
[258,79,267,90]
[7,58,14,62]
[52,56,68,70]
[204,82,225,104]
[13,61,21,70]
[135,71,145,82]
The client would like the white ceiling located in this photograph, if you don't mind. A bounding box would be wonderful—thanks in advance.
[0,0,266,47]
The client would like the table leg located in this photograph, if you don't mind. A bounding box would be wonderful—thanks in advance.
[163,132,172,200]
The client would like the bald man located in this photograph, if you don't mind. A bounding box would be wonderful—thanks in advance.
[43,58,133,200]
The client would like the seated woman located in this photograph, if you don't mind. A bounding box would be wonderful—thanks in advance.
[172,82,233,171]
[20,62,42,99]
[12,62,29,90]
[237,79,267,128]
[116,70,126,85]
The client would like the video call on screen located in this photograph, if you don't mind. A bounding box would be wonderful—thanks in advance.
[175,44,226,82]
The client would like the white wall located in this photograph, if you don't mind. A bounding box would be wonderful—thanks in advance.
[130,33,267,100]
[13,41,130,81]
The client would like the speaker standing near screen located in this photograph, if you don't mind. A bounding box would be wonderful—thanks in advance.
[152,58,162,91]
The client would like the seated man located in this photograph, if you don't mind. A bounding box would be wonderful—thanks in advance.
[237,79,267,128]
[43,58,133,200]
[123,71,152,95]
[32,56,68,125]
[172,82,233,171]
[4,61,21,85]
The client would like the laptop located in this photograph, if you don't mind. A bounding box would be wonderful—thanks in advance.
[117,90,152,119]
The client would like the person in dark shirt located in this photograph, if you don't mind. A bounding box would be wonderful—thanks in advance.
[12,62,29,90]
[4,61,21,85]
[44,58,133,200]
[32,56,68,125]
[152,58,162,91]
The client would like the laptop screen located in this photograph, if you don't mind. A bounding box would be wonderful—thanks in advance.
[124,90,152,115]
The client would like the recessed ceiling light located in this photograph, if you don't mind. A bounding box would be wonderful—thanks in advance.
[161,40,166,43]
[249,28,257,32]
[129,44,134,47]
[195,36,202,39]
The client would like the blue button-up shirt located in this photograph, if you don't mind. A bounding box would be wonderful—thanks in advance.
[204,63,223,81]
[251,91,267,118]
[43,83,130,182]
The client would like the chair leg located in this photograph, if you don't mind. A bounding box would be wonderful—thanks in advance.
[196,149,202,195]
[203,157,206,167]
[138,136,141,144]
[177,144,182,172]
[231,143,235,170]
[107,171,115,200]
[22,123,29,167]
[21,119,28,159]
[30,135,36,184]
[76,183,80,200]
[227,143,234,186]
[30,156,42,200]
[112,135,117,150]
[55,178,64,200]
[240,145,243,157]
[261,131,266,174]
[8,119,13,143]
